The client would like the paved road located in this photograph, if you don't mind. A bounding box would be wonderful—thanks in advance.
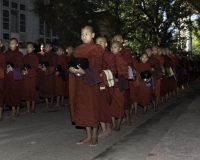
[0,83,200,160]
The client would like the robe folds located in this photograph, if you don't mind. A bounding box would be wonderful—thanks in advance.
[99,49,116,123]
[5,49,23,107]
[37,51,58,98]
[110,54,128,119]
[65,54,73,97]
[153,55,164,97]
[147,57,160,101]
[129,57,139,103]
[0,51,6,108]
[69,40,103,127]
[21,52,39,101]
[121,46,133,110]
[55,55,68,96]
[138,62,152,107]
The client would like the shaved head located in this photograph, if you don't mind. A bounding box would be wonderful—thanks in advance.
[111,41,122,48]
[81,26,94,33]
[113,35,123,44]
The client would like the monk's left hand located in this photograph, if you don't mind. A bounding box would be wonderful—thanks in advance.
[76,65,85,75]
[7,65,13,72]
[146,78,151,82]
[41,66,46,71]
[69,67,76,74]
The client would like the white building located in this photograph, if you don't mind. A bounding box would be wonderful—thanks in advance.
[0,0,57,49]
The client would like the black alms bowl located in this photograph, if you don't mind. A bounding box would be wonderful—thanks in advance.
[140,70,152,79]
[68,58,89,69]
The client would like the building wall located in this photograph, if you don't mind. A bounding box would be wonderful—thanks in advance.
[0,0,56,50]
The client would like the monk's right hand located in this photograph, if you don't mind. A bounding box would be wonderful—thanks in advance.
[69,67,76,74]
[38,64,42,69]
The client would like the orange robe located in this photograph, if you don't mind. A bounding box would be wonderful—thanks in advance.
[5,49,23,107]
[0,51,6,108]
[55,55,67,96]
[69,41,103,127]
[153,55,164,97]
[121,46,132,110]
[138,62,152,107]
[99,49,116,123]
[129,57,139,103]
[21,52,39,101]
[37,51,58,98]
[65,54,73,97]
[110,54,128,119]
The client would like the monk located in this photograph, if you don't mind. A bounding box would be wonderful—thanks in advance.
[110,41,128,131]
[0,48,6,121]
[112,35,132,126]
[152,46,164,107]
[146,47,161,112]
[37,42,58,109]
[54,47,67,107]
[65,46,74,99]
[5,38,23,118]
[138,53,152,115]
[21,42,39,114]
[69,26,103,146]
[96,37,116,138]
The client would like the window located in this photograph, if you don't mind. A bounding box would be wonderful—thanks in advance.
[39,18,45,35]
[45,24,51,37]
[20,4,26,11]
[12,2,18,9]
[3,10,9,30]
[3,0,9,7]
[20,13,26,32]
[3,33,9,40]
[11,10,18,32]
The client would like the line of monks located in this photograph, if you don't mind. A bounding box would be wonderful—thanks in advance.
[0,26,200,147]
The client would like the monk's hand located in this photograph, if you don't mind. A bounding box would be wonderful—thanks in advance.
[146,78,151,82]
[55,71,59,76]
[115,78,118,82]
[41,66,46,71]
[151,68,155,71]
[23,69,28,75]
[7,65,13,73]
[100,73,102,77]
[76,65,85,75]
[38,64,42,69]
[69,67,77,74]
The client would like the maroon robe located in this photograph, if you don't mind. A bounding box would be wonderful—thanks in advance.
[65,54,73,97]
[69,40,103,127]
[99,49,116,123]
[5,49,23,107]
[0,51,6,108]
[21,52,39,101]
[110,54,128,118]
[37,51,58,98]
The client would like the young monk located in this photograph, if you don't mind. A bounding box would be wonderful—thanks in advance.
[21,42,39,114]
[146,47,161,112]
[5,38,23,118]
[0,47,6,121]
[96,37,116,138]
[138,54,152,115]
[54,47,67,107]
[110,41,129,131]
[65,46,74,99]
[112,35,132,126]
[37,42,58,109]
[68,26,103,146]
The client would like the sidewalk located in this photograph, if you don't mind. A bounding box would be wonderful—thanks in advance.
[146,96,200,160]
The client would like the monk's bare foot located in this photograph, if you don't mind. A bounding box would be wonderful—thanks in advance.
[99,130,112,138]
[114,125,121,132]
[98,131,106,138]
[89,137,98,147]
[0,116,3,121]
[126,122,132,127]
[14,113,19,118]
[21,110,31,114]
[6,114,15,118]
[133,114,138,118]
[111,125,116,132]
[31,110,36,114]
[53,104,60,108]
[42,106,49,110]
[76,138,91,145]
[121,118,126,125]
